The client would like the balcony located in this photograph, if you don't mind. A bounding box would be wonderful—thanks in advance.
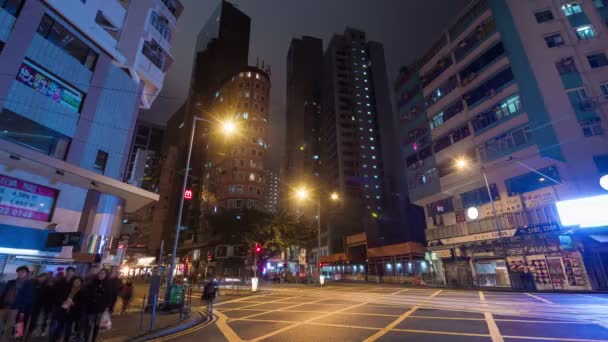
[420,56,453,89]
[453,16,496,62]
[160,0,183,20]
[449,0,488,41]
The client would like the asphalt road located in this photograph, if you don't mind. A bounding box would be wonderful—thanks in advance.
[167,282,608,342]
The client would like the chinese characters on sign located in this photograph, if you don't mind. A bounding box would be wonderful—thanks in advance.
[16,60,83,113]
[523,188,557,209]
[0,174,58,221]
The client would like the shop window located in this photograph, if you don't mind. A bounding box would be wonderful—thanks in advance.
[561,2,583,16]
[544,33,565,48]
[0,0,24,17]
[575,25,596,40]
[36,15,99,70]
[94,150,109,173]
[587,53,608,68]
[534,9,554,23]
[0,109,71,159]
[505,165,560,195]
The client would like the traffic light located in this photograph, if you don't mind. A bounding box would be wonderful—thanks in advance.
[207,252,213,262]
[255,244,262,253]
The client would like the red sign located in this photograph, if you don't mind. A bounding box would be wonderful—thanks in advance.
[0,174,58,221]
[184,189,193,200]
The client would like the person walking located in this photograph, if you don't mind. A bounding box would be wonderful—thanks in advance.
[106,269,122,314]
[83,269,110,342]
[48,277,84,342]
[119,282,133,315]
[202,280,216,316]
[0,266,33,341]
[28,273,52,337]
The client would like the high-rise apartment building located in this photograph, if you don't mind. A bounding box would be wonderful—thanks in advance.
[285,36,323,212]
[0,0,179,273]
[205,67,271,213]
[155,1,250,255]
[125,120,164,192]
[266,171,280,214]
[395,0,608,290]
[320,28,408,254]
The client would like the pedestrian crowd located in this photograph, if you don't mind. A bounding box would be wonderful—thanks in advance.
[0,266,134,342]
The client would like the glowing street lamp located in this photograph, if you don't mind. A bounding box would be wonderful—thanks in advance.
[466,207,479,220]
[221,120,237,136]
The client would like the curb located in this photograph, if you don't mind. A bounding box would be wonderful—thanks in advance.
[130,310,209,342]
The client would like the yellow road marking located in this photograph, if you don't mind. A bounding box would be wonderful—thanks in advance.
[215,310,243,342]
[362,287,382,292]
[485,312,504,342]
[306,321,380,330]
[479,291,485,301]
[392,328,490,337]
[525,293,554,304]
[430,290,443,297]
[495,319,586,324]
[362,306,419,342]
[221,295,300,313]
[149,308,214,341]
[249,302,369,341]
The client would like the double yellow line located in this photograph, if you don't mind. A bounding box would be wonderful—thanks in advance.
[148,307,216,341]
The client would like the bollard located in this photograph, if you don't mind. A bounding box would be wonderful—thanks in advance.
[139,294,146,331]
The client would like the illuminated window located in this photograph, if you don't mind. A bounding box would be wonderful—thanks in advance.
[562,2,582,16]
[247,72,252,77]
[575,25,596,40]
[249,173,255,181]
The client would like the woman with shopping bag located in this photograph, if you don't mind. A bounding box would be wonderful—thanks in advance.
[49,277,85,342]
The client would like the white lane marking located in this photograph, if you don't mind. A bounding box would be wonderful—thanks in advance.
[525,293,554,304]
[391,289,410,295]
[485,312,505,342]
[576,294,608,300]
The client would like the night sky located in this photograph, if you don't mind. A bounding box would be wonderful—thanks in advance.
[142,0,469,168]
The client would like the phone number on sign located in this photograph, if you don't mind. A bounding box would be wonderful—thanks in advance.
[0,205,37,219]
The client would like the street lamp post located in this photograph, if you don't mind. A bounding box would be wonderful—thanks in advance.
[167,116,236,296]
[294,187,339,283]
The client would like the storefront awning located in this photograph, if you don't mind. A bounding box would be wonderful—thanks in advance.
[0,139,158,213]
[367,242,426,259]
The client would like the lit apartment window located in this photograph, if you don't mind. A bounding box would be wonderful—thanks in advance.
[544,33,565,48]
[588,53,608,68]
[575,25,596,40]
[249,173,255,181]
[561,2,583,16]
[247,72,251,78]
[534,9,554,23]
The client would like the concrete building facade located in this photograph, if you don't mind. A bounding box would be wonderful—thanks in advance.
[0,0,179,275]
[395,0,608,290]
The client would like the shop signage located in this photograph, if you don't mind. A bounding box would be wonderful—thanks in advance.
[478,195,523,219]
[440,228,517,245]
[434,249,453,259]
[523,188,557,209]
[16,60,83,113]
[516,223,561,235]
[0,174,58,221]
[46,232,82,248]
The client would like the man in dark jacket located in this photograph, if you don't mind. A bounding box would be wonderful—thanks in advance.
[106,269,122,313]
[27,273,51,336]
[83,269,110,342]
[0,266,33,341]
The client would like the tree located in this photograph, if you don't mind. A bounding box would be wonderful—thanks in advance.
[259,211,316,261]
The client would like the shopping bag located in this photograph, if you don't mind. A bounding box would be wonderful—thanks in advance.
[99,310,112,330]
[14,314,24,338]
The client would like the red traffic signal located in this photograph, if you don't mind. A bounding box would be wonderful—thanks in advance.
[184,189,193,200]
[206,252,213,261]
[255,244,262,253]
